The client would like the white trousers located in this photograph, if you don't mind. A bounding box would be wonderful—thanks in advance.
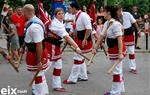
[52,59,62,88]
[68,53,88,83]
[126,45,136,70]
[31,71,49,95]
[110,60,125,95]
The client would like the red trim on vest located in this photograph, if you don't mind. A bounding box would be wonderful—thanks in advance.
[53,68,61,76]
[74,60,85,65]
[54,46,61,56]
[108,43,126,60]
[26,48,48,71]
[74,37,92,51]
[35,76,43,84]
[45,42,52,55]
[123,34,134,43]
[113,74,121,82]
[129,54,135,59]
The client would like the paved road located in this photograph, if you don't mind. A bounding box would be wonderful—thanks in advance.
[0,34,150,95]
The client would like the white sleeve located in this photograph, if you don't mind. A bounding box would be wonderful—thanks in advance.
[30,24,44,43]
[64,13,68,20]
[49,23,69,38]
[129,13,136,24]
[112,22,123,37]
[81,13,92,30]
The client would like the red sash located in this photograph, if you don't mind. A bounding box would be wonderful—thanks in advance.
[72,11,82,30]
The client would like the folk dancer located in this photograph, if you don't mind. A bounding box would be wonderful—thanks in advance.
[92,6,126,95]
[23,4,49,95]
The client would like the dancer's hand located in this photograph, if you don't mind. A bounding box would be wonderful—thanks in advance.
[37,62,42,70]
[75,47,82,54]
[119,53,124,60]
[92,48,97,54]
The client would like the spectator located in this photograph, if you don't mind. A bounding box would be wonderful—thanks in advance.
[64,6,74,33]
[96,17,103,36]
[7,17,20,61]
[131,5,142,49]
[6,7,14,55]
[0,20,5,34]
[96,6,106,24]
[11,7,26,47]
[8,7,14,16]
[82,5,87,13]
[144,14,149,34]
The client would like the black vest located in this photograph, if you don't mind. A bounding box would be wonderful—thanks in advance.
[106,38,118,48]
[124,27,133,36]
[77,30,91,41]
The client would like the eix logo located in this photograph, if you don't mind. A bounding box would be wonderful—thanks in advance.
[1,85,17,95]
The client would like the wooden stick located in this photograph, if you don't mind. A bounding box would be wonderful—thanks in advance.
[61,42,68,54]
[16,53,23,69]
[29,70,40,87]
[1,50,19,72]
[70,46,92,62]
[16,48,24,69]
[87,53,96,67]
[107,59,123,74]
[101,44,108,56]
[7,59,19,72]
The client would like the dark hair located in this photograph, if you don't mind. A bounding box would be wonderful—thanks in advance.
[70,2,80,10]
[81,5,87,12]
[96,17,103,24]
[104,6,119,21]
[114,5,122,10]
[114,5,122,22]
[98,6,104,13]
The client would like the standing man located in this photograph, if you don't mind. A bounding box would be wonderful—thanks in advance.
[64,6,74,33]
[11,7,26,47]
[23,4,49,95]
[63,2,93,84]
[131,5,142,49]
[116,6,141,74]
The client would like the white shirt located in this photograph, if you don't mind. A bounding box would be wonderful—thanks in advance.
[64,12,75,29]
[100,19,123,39]
[75,11,92,31]
[25,16,44,43]
[49,17,69,38]
[122,12,136,29]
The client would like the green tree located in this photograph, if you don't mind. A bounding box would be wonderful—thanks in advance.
[0,0,149,16]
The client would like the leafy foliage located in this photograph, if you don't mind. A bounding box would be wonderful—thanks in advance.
[0,0,149,16]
